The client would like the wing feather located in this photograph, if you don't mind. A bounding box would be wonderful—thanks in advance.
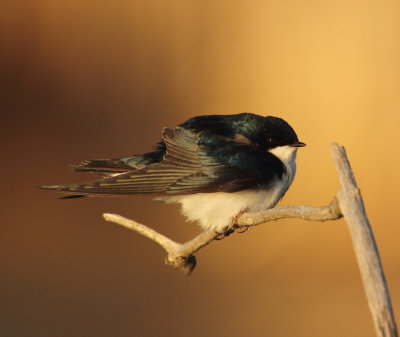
[40,127,269,196]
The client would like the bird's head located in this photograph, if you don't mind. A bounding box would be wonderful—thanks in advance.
[228,113,306,151]
[262,116,306,150]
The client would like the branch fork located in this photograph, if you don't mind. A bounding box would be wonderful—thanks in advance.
[103,198,342,275]
[102,143,398,337]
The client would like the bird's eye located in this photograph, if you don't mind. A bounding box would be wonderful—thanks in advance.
[267,136,282,147]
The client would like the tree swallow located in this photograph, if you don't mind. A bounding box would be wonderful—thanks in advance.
[40,113,306,232]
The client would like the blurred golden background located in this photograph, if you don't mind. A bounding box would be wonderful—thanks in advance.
[1,1,399,336]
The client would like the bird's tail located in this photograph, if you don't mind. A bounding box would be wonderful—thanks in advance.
[38,183,97,198]
[38,153,164,197]
[38,157,138,197]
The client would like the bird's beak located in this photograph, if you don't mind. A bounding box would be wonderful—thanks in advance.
[291,141,306,147]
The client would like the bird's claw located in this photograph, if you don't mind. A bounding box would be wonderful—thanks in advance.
[233,225,249,233]
[214,227,234,240]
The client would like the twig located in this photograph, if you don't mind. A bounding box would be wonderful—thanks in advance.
[103,201,342,275]
[237,197,342,226]
[103,142,398,337]
[103,213,216,275]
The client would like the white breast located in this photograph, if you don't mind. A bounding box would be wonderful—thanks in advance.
[268,145,297,195]
[158,146,298,232]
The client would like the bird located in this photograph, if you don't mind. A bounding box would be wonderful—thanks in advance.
[40,113,306,233]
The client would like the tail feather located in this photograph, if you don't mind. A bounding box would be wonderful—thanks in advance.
[38,183,110,198]
[38,184,85,195]
[59,194,86,199]
[39,152,166,198]
[38,156,154,197]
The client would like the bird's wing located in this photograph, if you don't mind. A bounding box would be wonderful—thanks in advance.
[70,158,138,177]
[70,145,166,177]
[40,127,268,196]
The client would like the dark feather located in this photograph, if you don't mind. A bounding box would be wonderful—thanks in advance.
[39,126,284,197]
[71,159,134,174]
[39,113,301,197]
[59,194,86,199]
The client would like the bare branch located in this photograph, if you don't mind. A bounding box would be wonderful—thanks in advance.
[103,198,342,275]
[331,143,398,337]
[103,213,179,253]
[237,197,342,226]
[102,142,398,337]
[103,213,217,275]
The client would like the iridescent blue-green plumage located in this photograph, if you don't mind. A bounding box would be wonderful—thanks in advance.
[39,113,304,197]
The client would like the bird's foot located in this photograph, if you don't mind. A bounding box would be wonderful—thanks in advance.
[214,227,235,240]
[233,224,249,234]
[214,209,250,239]
[231,209,250,234]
